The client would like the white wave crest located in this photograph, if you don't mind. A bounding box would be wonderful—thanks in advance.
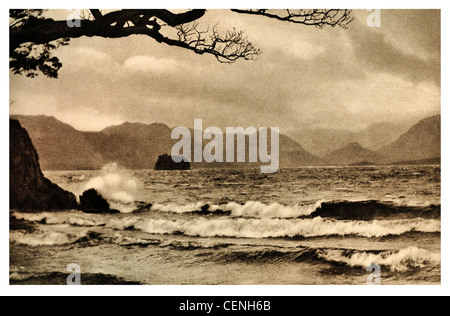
[10,231,84,246]
[151,202,206,214]
[151,200,324,218]
[213,201,324,218]
[13,212,106,227]
[126,217,440,239]
[318,246,441,272]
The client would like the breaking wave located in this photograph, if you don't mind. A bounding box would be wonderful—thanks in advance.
[11,204,441,240]
[12,211,107,227]
[149,200,440,220]
[150,200,324,218]
[317,246,441,272]
[9,230,89,246]
[127,217,440,239]
[215,246,440,272]
[84,163,142,213]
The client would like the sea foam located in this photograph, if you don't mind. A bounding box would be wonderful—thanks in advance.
[84,163,141,213]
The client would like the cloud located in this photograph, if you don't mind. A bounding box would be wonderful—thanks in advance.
[286,39,326,60]
[9,10,440,133]
[58,46,121,76]
[347,11,440,85]
[123,56,181,74]
[75,47,112,61]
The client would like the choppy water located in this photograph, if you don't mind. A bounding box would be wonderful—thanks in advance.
[10,166,441,285]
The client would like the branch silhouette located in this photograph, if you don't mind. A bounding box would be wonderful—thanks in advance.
[10,9,354,78]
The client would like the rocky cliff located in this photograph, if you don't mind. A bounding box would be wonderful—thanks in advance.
[10,119,78,211]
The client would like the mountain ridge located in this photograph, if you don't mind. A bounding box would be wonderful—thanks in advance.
[11,115,322,170]
[378,115,440,163]
[10,114,440,169]
[325,142,384,166]
[286,122,410,157]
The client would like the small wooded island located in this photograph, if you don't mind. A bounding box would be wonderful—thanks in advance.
[154,154,190,170]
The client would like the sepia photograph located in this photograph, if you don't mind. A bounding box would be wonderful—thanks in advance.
[8,8,441,287]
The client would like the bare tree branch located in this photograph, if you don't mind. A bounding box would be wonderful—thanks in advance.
[176,22,261,63]
[10,9,354,78]
[230,9,354,28]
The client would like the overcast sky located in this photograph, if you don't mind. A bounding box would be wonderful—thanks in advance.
[10,9,440,132]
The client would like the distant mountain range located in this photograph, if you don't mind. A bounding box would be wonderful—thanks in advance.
[10,114,440,170]
[378,115,441,163]
[286,122,410,157]
[11,115,321,170]
[322,115,440,165]
[324,142,383,166]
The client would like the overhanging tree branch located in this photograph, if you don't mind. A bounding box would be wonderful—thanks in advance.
[89,9,103,20]
[10,9,354,78]
[230,9,354,28]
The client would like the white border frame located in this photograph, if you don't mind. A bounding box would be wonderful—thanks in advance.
[2,0,447,296]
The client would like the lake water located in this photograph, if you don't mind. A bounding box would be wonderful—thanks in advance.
[10,166,441,285]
